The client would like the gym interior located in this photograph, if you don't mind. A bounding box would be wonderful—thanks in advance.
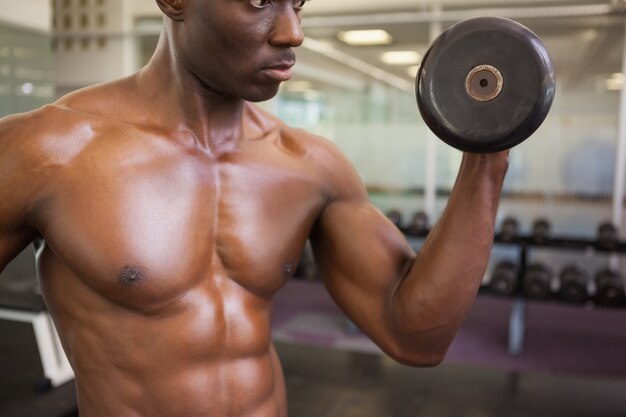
[2,0,626,416]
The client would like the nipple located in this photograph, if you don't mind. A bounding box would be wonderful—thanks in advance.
[119,266,145,286]
[282,263,295,279]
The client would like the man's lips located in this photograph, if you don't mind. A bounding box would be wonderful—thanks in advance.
[263,62,295,82]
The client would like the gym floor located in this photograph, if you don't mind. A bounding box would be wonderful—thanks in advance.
[2,280,626,417]
[2,335,626,417]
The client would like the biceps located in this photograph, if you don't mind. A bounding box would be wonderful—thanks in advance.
[311,201,415,293]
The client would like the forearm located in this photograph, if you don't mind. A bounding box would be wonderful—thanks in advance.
[391,152,508,339]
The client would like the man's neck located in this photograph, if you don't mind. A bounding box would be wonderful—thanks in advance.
[136,31,246,155]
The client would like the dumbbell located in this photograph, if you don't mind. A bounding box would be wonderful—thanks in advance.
[532,218,551,244]
[498,216,519,242]
[522,263,553,300]
[594,269,626,307]
[558,265,589,304]
[416,17,555,153]
[385,210,403,230]
[597,222,619,250]
[489,261,519,296]
[407,211,429,236]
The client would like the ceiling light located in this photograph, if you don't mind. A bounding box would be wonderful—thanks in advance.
[604,73,624,91]
[21,83,34,95]
[337,30,393,46]
[580,29,598,42]
[407,65,420,78]
[380,51,420,65]
[606,78,623,91]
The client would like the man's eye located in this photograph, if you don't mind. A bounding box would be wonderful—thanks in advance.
[249,0,271,8]
[292,0,308,9]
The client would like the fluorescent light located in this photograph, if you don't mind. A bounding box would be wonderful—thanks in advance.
[580,29,598,42]
[21,83,34,95]
[380,51,420,65]
[337,30,393,46]
[407,65,419,78]
[302,37,415,93]
[606,78,623,91]
[605,73,624,91]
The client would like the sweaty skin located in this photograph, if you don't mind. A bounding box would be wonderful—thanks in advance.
[0,0,509,416]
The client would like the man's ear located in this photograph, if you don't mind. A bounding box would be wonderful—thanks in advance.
[155,0,185,22]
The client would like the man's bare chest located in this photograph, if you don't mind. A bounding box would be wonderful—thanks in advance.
[36,139,326,309]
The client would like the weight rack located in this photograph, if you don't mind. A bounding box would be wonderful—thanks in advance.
[489,233,626,355]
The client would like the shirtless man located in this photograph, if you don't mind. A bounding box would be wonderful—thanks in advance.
[0,0,508,415]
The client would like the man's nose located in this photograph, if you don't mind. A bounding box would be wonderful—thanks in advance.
[269,6,304,48]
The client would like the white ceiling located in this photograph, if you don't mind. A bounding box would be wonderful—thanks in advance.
[129,0,626,92]
[304,0,611,14]
[298,0,625,91]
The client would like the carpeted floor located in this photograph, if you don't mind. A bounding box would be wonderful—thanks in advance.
[2,278,626,416]
[272,279,626,379]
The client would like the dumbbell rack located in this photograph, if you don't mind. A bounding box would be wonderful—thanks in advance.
[491,233,626,356]
[296,230,626,357]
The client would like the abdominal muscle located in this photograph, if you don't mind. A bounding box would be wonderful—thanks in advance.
[74,343,287,417]
[39,260,288,417]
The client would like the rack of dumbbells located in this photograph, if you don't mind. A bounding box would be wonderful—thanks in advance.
[487,216,626,355]
[295,210,626,355]
[490,217,625,307]
[385,210,626,356]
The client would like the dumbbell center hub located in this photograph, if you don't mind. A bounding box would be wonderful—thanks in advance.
[465,65,504,102]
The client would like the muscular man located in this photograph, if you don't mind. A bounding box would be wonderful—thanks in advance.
[0,0,508,415]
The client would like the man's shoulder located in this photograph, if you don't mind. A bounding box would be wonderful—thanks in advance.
[1,75,145,156]
[0,97,104,173]
[0,105,66,152]
[53,77,136,121]
[244,104,341,152]
[251,108,363,194]
[279,125,350,170]
[0,77,126,140]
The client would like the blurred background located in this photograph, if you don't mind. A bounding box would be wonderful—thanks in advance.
[2,0,626,416]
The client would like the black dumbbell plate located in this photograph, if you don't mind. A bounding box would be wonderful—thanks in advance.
[416,17,556,153]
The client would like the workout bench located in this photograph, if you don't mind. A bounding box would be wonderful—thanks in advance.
[0,290,74,388]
